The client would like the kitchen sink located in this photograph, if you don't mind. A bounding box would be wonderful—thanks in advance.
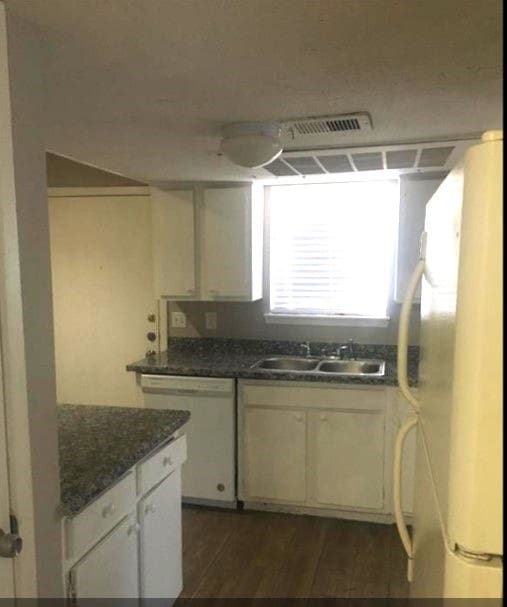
[251,357,320,371]
[316,359,385,376]
[251,356,385,376]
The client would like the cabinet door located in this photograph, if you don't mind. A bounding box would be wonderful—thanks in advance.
[151,187,196,298]
[139,469,182,599]
[243,407,306,502]
[312,409,385,510]
[201,186,251,299]
[70,515,139,600]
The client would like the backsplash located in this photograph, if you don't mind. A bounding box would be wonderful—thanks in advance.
[168,336,420,365]
[167,298,421,345]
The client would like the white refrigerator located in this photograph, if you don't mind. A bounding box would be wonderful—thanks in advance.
[394,129,503,599]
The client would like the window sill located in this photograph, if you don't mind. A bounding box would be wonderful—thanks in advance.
[264,313,390,328]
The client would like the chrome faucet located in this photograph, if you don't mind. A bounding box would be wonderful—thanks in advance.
[300,341,311,357]
[339,339,357,360]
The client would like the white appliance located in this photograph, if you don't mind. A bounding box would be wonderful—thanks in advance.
[141,374,236,508]
[394,130,503,598]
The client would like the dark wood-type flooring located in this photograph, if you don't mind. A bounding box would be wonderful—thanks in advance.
[176,506,409,603]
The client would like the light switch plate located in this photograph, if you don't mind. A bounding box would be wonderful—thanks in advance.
[171,311,187,328]
[205,311,217,330]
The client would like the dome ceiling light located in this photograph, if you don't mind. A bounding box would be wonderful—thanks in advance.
[219,121,283,168]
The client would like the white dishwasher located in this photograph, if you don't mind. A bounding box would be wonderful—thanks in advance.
[141,374,236,507]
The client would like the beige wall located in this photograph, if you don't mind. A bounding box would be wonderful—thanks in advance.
[46,152,145,187]
[49,193,155,407]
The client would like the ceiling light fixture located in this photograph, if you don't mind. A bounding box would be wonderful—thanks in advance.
[220,121,283,168]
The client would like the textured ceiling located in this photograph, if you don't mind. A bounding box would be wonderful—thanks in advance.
[5,0,503,183]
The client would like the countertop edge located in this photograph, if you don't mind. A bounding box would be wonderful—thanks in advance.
[59,406,190,518]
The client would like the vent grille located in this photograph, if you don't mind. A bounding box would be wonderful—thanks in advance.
[283,156,325,175]
[351,152,383,171]
[292,117,362,135]
[386,149,418,169]
[317,155,353,173]
[418,146,454,167]
[262,139,475,177]
[263,158,298,176]
[281,112,372,141]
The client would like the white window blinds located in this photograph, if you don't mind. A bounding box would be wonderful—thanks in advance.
[269,180,399,318]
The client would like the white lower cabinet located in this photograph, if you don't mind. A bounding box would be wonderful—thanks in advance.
[139,469,183,599]
[239,381,389,517]
[311,409,384,510]
[65,434,186,600]
[244,407,306,503]
[69,515,139,600]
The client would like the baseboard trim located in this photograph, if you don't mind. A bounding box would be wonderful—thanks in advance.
[243,501,413,525]
[183,496,237,510]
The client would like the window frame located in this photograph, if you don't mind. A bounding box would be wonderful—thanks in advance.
[262,180,398,327]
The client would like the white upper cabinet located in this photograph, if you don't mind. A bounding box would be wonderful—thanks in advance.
[151,188,197,299]
[151,183,263,301]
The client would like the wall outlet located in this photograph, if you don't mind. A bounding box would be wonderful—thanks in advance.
[170,311,187,328]
[205,311,217,330]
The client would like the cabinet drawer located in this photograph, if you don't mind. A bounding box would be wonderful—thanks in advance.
[242,382,386,412]
[138,435,187,496]
[66,472,136,560]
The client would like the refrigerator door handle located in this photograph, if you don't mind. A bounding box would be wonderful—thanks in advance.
[397,257,425,413]
[393,416,418,582]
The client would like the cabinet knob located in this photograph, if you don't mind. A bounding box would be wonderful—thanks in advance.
[187,289,195,295]
[294,413,304,422]
[102,503,116,517]
[144,503,156,515]
[319,414,328,422]
[127,523,140,535]
[163,455,173,467]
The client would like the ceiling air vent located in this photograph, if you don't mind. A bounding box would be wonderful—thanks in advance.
[351,152,383,171]
[262,158,298,176]
[317,155,354,173]
[280,112,372,147]
[262,139,477,177]
[283,156,325,175]
[417,146,454,168]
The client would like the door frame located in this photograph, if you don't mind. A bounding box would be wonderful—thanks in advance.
[1,2,63,596]
[0,7,35,597]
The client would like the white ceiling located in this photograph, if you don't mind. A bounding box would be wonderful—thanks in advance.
[5,0,503,183]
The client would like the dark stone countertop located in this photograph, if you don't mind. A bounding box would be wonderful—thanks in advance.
[58,404,190,517]
[126,338,419,387]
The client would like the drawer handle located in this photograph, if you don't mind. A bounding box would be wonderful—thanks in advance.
[144,503,157,515]
[102,503,116,517]
[163,455,173,467]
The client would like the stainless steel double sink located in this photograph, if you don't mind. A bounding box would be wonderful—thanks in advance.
[250,356,385,377]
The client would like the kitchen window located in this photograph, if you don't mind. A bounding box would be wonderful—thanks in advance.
[265,179,399,326]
